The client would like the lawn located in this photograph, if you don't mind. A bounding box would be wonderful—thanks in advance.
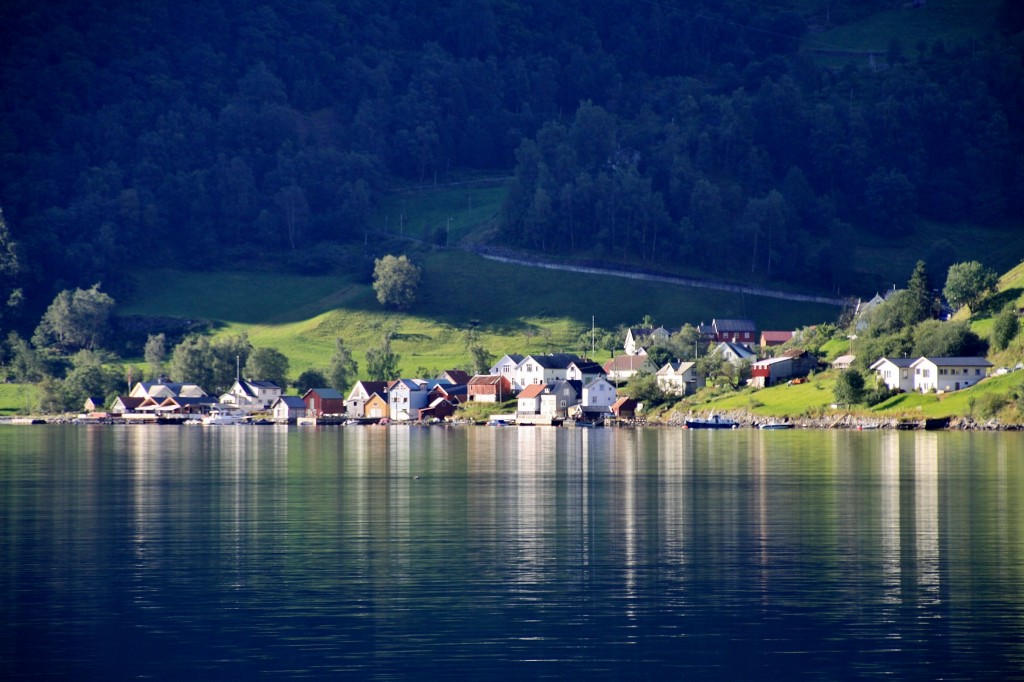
[0,384,38,416]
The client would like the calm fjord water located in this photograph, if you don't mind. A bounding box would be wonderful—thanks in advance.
[2,424,1023,681]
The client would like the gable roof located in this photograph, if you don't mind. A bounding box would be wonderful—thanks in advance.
[517,384,547,399]
[303,387,344,400]
[910,356,993,368]
[869,357,916,370]
[760,331,794,344]
[522,353,584,370]
[713,319,756,333]
[656,361,696,376]
[273,395,307,408]
[348,381,389,399]
[568,360,605,374]
[438,369,472,384]
[716,341,757,360]
[603,355,654,372]
[468,375,505,386]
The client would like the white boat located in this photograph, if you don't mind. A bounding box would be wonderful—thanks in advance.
[202,408,247,425]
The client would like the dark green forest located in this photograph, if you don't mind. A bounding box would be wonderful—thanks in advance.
[1,0,1023,333]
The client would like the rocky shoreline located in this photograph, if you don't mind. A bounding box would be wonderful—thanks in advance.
[660,409,1023,431]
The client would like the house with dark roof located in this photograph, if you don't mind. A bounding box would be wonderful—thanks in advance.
[909,357,992,393]
[219,379,281,412]
[869,357,916,392]
[302,387,345,416]
[345,381,389,417]
[539,380,583,419]
[707,319,757,344]
[566,360,606,383]
[514,354,583,388]
[271,395,307,422]
[714,341,757,366]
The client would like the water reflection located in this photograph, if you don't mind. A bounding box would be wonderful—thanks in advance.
[2,426,1023,680]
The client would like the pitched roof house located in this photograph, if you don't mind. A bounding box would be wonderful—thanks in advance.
[539,380,582,419]
[624,326,675,355]
[909,357,992,393]
[869,358,916,392]
[130,380,207,400]
[760,331,794,347]
[707,319,757,344]
[751,350,818,388]
[345,381,389,418]
[566,360,606,383]
[489,354,525,388]
[271,395,307,422]
[516,383,546,415]
[581,377,618,409]
[302,387,345,416]
[467,374,513,402]
[603,354,658,382]
[219,379,281,412]
[515,353,583,389]
[655,361,706,396]
[714,341,757,365]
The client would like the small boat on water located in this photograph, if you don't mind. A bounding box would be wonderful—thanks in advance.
[685,414,739,429]
[202,408,247,425]
[759,422,793,430]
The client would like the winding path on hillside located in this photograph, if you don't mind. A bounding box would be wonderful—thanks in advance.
[472,247,846,306]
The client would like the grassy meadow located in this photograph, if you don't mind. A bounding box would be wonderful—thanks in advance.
[802,0,1002,67]
[119,245,840,381]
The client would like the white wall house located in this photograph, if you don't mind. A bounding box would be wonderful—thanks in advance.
[514,354,581,389]
[655,361,705,396]
[870,358,916,392]
[582,378,618,409]
[566,360,606,384]
[489,354,525,389]
[219,379,281,412]
[910,357,992,392]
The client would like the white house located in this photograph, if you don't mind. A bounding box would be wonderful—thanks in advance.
[909,357,992,393]
[219,379,281,413]
[655,361,705,396]
[388,379,432,421]
[624,326,674,355]
[514,354,582,389]
[566,360,606,383]
[713,341,757,366]
[581,377,618,409]
[129,380,207,400]
[516,383,546,415]
[539,380,582,419]
[345,381,389,417]
[271,395,307,422]
[489,354,525,389]
[869,358,916,392]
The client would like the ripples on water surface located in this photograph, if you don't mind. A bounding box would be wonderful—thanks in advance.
[1,425,1023,680]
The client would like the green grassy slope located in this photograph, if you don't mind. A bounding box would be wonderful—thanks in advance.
[802,0,1001,61]
[120,246,839,379]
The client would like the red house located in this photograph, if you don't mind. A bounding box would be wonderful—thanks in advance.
[708,319,757,344]
[302,387,345,416]
[467,375,514,402]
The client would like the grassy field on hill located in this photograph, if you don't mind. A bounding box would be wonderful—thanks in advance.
[802,0,1002,66]
[120,246,840,379]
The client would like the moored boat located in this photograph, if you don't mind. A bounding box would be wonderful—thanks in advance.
[759,422,793,430]
[685,414,739,429]
[201,408,247,425]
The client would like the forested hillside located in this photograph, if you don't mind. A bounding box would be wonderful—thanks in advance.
[1,0,1022,332]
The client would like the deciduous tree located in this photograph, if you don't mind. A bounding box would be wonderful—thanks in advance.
[245,347,290,388]
[944,261,999,313]
[328,338,358,393]
[372,254,421,310]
